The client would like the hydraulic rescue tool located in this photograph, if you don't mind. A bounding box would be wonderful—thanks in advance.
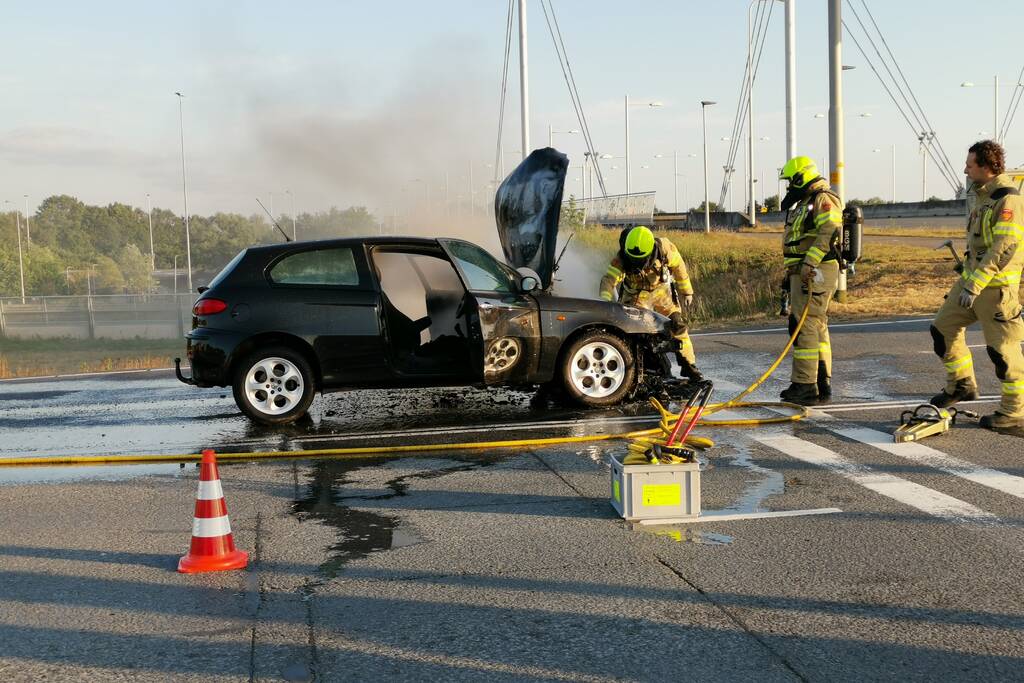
[893,403,979,443]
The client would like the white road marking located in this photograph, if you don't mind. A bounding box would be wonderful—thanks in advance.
[640,507,842,526]
[753,434,998,523]
[833,426,1024,501]
[820,397,999,413]
[692,317,933,338]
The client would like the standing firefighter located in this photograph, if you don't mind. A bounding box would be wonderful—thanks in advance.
[599,226,702,380]
[930,140,1024,430]
[778,156,843,406]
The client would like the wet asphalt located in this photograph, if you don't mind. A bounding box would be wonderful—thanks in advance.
[1,316,1023,681]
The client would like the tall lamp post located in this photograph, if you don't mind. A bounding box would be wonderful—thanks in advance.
[960,77,1020,142]
[5,200,25,302]
[174,92,193,294]
[284,189,297,240]
[547,125,580,148]
[700,100,716,233]
[146,193,155,271]
[624,95,663,195]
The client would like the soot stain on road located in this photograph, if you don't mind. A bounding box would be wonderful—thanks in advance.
[291,453,517,577]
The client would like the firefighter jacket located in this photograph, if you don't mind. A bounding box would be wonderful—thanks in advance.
[783,178,843,271]
[599,237,693,305]
[961,174,1024,294]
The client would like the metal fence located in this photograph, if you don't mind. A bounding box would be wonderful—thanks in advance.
[573,192,657,226]
[0,294,195,340]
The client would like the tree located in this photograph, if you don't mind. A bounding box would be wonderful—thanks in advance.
[559,196,587,233]
[848,197,886,207]
[117,243,155,294]
[764,194,780,211]
[94,255,125,294]
[694,200,722,213]
[23,245,65,296]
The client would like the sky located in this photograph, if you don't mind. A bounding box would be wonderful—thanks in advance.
[2,0,1023,220]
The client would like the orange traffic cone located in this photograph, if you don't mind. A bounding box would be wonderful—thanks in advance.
[178,449,249,573]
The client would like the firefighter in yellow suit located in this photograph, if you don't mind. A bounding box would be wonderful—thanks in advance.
[930,140,1024,430]
[598,226,701,380]
[778,156,843,406]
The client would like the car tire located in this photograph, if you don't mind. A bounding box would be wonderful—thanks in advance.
[232,346,316,424]
[558,329,636,407]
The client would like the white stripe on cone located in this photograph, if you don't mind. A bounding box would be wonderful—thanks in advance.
[192,515,232,538]
[197,480,225,501]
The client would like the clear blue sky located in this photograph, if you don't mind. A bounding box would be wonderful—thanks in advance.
[1,0,1021,218]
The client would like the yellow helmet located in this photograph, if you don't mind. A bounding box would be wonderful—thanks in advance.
[623,226,655,259]
[780,156,819,188]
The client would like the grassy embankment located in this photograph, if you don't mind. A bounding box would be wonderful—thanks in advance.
[0,229,963,378]
[0,338,183,379]
[575,225,956,324]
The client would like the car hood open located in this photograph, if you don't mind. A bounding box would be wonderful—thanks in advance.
[494,147,569,290]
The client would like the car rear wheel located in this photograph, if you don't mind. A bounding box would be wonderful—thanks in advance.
[559,330,635,407]
[232,346,316,424]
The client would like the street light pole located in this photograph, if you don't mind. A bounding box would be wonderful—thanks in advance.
[6,200,25,302]
[784,0,797,160]
[518,0,530,159]
[994,74,999,141]
[625,95,630,195]
[285,189,297,240]
[174,92,193,294]
[673,150,679,212]
[146,193,155,271]
[700,100,716,233]
[747,0,757,227]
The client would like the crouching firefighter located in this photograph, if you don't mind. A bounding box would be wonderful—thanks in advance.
[929,140,1024,430]
[778,156,843,406]
[599,226,702,380]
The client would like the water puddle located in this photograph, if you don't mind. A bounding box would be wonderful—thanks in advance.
[646,527,733,545]
[716,441,785,514]
[0,462,185,485]
[291,453,513,577]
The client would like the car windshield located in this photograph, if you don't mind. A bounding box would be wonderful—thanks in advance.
[443,240,516,293]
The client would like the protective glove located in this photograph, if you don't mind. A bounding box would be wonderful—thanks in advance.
[668,311,687,333]
[958,289,978,309]
[682,294,694,308]
[800,263,816,284]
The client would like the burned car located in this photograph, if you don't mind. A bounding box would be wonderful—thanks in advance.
[176,149,678,424]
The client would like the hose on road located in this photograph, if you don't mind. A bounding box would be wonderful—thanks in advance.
[2,300,811,467]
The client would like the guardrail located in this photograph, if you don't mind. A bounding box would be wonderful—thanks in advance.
[0,294,195,340]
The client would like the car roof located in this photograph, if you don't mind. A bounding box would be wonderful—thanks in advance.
[243,235,468,256]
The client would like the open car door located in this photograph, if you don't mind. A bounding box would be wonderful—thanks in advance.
[438,239,542,385]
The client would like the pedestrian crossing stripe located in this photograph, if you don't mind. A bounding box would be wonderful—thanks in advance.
[753,434,998,524]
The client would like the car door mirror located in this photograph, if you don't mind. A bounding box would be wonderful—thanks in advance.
[516,267,541,293]
[519,275,539,292]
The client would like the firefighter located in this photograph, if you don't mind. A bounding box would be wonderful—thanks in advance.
[598,226,702,380]
[929,140,1024,430]
[778,156,843,406]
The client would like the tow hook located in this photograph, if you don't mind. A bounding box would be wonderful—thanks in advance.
[174,357,197,386]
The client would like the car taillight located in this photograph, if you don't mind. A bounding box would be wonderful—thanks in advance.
[193,298,228,316]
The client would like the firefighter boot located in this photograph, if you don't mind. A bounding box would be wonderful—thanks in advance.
[979,412,1024,431]
[677,356,704,382]
[816,360,832,404]
[929,378,979,409]
[780,382,819,406]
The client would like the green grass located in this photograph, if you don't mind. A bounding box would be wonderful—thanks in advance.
[0,338,184,378]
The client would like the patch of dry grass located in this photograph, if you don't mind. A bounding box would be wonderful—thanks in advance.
[0,338,182,378]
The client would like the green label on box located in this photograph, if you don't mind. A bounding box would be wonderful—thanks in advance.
[642,483,681,507]
[613,479,621,503]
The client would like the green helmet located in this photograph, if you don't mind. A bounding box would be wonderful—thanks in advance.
[623,226,655,259]
[780,156,819,188]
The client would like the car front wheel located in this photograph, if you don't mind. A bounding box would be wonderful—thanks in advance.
[559,330,636,407]
[232,346,316,424]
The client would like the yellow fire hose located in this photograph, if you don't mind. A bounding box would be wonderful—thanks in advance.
[2,301,811,467]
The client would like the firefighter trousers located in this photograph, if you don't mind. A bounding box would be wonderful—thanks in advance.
[788,260,839,385]
[931,280,1024,417]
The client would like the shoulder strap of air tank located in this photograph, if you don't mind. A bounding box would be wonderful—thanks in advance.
[991,187,1020,200]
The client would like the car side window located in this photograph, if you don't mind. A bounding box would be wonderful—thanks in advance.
[445,241,515,293]
[269,247,361,286]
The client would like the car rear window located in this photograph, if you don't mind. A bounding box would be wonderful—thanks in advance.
[269,247,361,286]
[208,249,248,289]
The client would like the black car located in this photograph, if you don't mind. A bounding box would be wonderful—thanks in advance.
[176,149,677,424]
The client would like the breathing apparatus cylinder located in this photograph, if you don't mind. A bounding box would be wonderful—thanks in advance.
[834,205,863,303]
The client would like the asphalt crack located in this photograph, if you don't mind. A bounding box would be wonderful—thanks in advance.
[655,555,810,683]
